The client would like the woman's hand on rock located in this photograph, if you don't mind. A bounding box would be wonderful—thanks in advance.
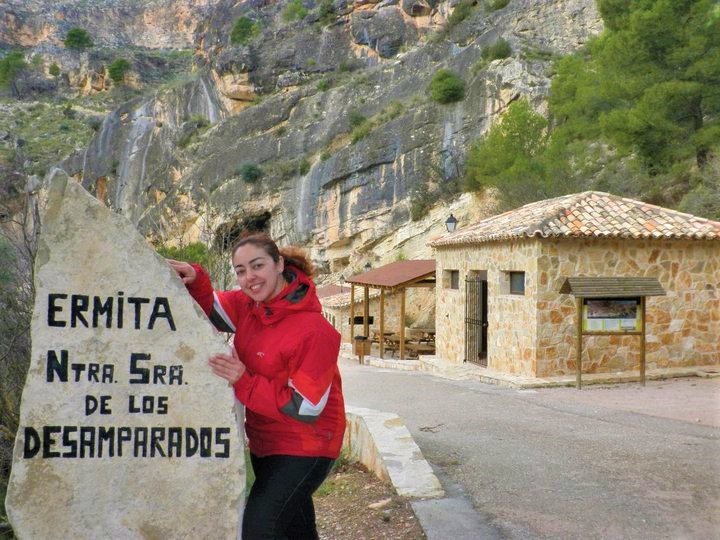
[208,347,246,385]
[166,259,197,285]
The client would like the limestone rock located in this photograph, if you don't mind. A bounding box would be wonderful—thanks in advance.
[400,0,431,17]
[350,7,414,58]
[214,71,256,101]
[6,170,245,539]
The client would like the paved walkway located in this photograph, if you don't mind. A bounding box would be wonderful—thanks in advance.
[339,348,720,539]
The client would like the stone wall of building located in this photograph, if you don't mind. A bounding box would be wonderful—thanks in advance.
[536,238,720,377]
[435,240,540,375]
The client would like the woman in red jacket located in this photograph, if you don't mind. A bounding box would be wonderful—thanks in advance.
[168,233,345,540]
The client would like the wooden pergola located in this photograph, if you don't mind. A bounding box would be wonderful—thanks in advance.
[346,260,436,359]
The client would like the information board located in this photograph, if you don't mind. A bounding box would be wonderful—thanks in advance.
[582,297,642,333]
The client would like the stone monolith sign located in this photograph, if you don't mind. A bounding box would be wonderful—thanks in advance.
[6,172,245,539]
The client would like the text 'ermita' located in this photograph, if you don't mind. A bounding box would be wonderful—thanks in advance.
[47,292,176,331]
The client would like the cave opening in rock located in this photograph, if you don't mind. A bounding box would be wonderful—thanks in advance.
[214,210,272,251]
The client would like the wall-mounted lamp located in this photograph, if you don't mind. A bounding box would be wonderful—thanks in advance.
[445,214,458,233]
[363,262,372,272]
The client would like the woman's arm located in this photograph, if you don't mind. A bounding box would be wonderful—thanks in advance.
[167,259,243,333]
[236,327,341,424]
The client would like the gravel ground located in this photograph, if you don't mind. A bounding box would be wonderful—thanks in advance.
[315,461,425,539]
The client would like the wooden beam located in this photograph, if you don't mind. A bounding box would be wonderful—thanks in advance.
[400,289,406,359]
[379,289,385,359]
[350,284,355,342]
[640,296,646,386]
[363,285,370,338]
[576,296,583,390]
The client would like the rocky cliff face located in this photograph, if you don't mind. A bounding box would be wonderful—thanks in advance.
[4,0,602,278]
[0,0,217,49]
[0,0,215,96]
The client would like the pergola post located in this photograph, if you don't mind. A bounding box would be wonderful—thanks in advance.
[350,284,355,341]
[399,289,406,359]
[379,289,385,358]
[363,285,370,338]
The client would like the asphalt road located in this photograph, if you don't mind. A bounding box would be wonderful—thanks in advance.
[339,357,720,539]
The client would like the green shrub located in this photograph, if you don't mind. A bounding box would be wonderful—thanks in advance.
[410,181,433,221]
[299,157,311,175]
[87,116,103,131]
[0,52,26,93]
[64,28,93,50]
[156,242,212,268]
[521,46,556,62]
[427,69,465,104]
[320,150,332,161]
[318,0,336,25]
[273,160,297,181]
[484,0,509,10]
[189,114,210,129]
[337,59,362,73]
[282,0,308,22]
[231,16,259,45]
[350,122,372,143]
[239,163,263,183]
[481,38,512,61]
[317,77,332,91]
[378,101,404,123]
[348,110,367,129]
[178,115,210,148]
[49,63,61,77]
[447,0,476,28]
[108,58,131,84]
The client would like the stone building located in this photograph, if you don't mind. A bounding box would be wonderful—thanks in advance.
[429,191,720,378]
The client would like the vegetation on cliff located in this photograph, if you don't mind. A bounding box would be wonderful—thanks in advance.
[64,27,94,50]
[466,0,720,218]
[0,53,27,97]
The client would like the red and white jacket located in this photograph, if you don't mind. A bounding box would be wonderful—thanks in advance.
[187,264,345,459]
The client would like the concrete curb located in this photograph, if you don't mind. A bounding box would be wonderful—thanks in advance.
[343,406,444,499]
[342,406,500,539]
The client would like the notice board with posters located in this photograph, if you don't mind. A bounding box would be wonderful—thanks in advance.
[582,297,642,333]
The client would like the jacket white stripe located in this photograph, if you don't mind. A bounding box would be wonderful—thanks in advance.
[288,380,331,417]
[211,292,236,332]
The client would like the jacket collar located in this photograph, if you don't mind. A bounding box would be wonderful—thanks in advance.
[248,266,321,325]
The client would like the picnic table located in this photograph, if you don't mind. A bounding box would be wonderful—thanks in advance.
[383,334,435,358]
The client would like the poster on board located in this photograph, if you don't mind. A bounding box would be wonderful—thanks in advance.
[582,298,641,332]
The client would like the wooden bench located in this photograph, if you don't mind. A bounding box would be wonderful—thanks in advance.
[406,342,435,357]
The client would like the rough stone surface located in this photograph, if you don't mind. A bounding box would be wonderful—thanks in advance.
[6,170,244,539]
[9,0,602,280]
[350,7,414,58]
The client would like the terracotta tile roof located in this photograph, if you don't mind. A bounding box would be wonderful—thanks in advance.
[316,284,352,299]
[430,191,720,247]
[345,260,436,288]
[321,289,382,309]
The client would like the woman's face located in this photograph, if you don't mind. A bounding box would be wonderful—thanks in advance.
[232,243,285,303]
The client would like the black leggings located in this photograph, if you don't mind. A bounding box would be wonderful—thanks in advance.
[243,453,334,540]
